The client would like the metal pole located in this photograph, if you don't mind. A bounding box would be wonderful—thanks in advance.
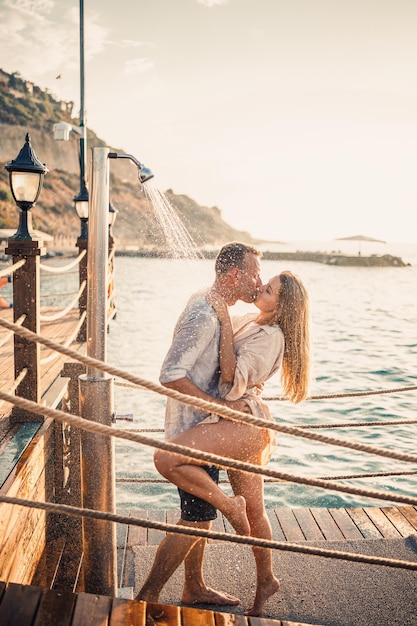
[87,147,109,373]
[79,0,87,196]
[80,146,117,596]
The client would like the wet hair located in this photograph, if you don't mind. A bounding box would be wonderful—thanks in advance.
[215,242,261,275]
[272,271,311,403]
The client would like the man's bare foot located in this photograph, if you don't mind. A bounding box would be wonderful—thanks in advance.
[182,586,241,606]
[244,576,280,616]
[225,495,251,536]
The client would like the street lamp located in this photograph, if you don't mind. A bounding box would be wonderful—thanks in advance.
[53,0,88,239]
[5,133,48,240]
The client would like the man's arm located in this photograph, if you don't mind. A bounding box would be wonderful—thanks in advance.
[162,378,249,413]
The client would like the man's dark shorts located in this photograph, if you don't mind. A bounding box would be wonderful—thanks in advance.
[178,465,219,522]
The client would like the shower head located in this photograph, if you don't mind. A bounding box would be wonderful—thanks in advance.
[108,152,154,184]
[138,166,154,184]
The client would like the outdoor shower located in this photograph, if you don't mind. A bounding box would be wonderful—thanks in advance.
[108,152,154,184]
[80,147,154,596]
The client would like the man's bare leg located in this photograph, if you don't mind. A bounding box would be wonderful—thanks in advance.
[182,537,241,606]
[134,518,207,603]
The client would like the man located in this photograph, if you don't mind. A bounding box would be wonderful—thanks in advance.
[135,242,262,606]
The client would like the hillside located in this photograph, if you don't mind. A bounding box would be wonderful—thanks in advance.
[0,69,257,251]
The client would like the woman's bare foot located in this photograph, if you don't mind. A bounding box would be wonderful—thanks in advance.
[225,495,251,536]
[182,586,241,606]
[244,576,280,616]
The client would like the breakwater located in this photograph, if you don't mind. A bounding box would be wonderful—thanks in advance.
[116,249,409,267]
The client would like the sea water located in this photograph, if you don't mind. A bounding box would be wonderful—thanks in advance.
[106,242,417,513]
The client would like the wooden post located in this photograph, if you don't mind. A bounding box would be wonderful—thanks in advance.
[48,362,86,590]
[5,238,44,423]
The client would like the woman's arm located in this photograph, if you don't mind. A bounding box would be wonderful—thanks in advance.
[207,289,236,384]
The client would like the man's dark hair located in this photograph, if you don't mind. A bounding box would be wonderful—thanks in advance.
[215,242,261,275]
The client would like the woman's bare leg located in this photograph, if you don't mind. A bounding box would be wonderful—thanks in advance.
[228,467,280,616]
[154,420,266,536]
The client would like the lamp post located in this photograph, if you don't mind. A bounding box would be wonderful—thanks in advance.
[53,0,88,239]
[75,0,88,339]
[78,0,87,221]
[5,133,48,240]
[5,134,48,421]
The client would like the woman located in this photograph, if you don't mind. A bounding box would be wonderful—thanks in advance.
[154,270,311,615]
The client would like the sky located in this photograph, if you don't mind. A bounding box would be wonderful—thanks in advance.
[1,0,417,243]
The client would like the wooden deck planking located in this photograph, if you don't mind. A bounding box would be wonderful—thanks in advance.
[395,505,417,531]
[361,507,402,539]
[309,508,345,541]
[0,582,316,626]
[292,508,324,541]
[267,510,286,542]
[379,505,417,537]
[326,507,364,541]
[273,508,305,542]
[344,507,383,539]
[119,506,417,551]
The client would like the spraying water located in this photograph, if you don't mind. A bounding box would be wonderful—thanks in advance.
[143,182,204,260]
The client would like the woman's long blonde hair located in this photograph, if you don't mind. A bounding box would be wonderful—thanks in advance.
[272,271,311,403]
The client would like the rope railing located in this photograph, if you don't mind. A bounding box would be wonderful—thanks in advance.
[0,259,26,278]
[0,316,416,469]
[39,281,86,322]
[41,291,82,299]
[1,318,417,573]
[1,493,417,572]
[294,417,417,429]
[118,395,417,434]
[39,310,86,365]
[116,467,417,484]
[0,368,27,410]
[123,415,417,432]
[39,249,86,274]
[115,379,417,420]
[0,313,26,349]
[264,384,417,401]
[1,387,417,509]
